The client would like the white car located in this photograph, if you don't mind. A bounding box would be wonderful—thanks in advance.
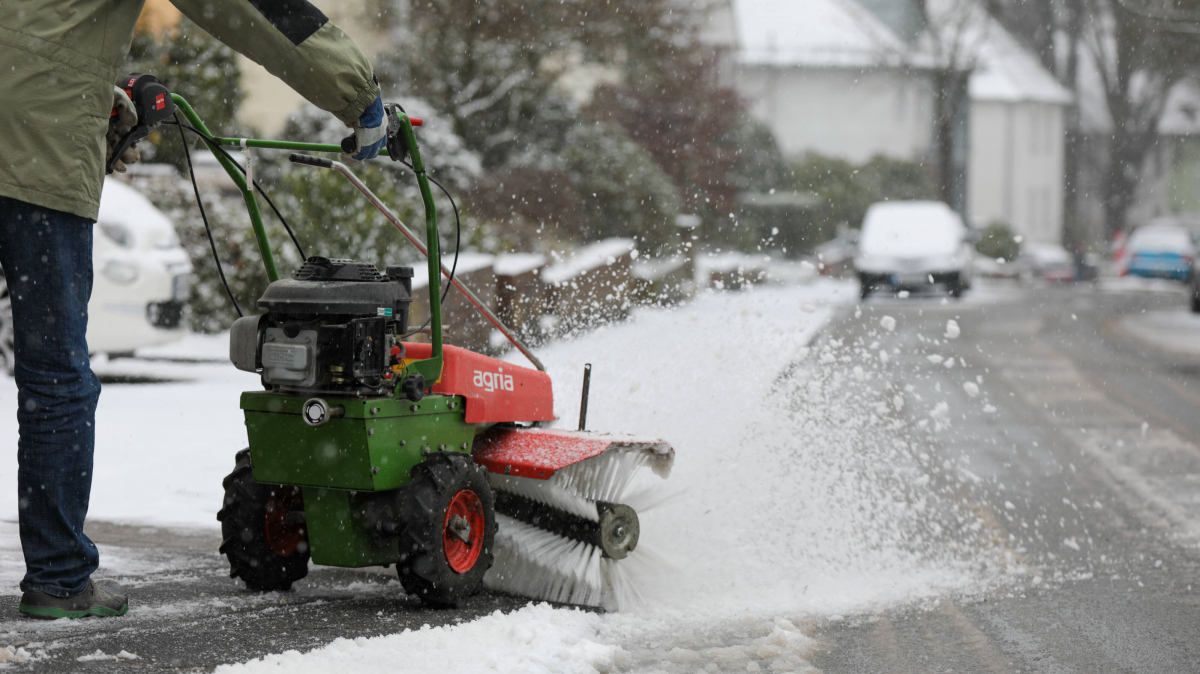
[854,201,974,299]
[0,178,193,373]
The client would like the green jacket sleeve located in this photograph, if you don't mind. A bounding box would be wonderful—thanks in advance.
[168,0,379,126]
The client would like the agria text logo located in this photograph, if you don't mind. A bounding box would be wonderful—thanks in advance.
[473,369,514,393]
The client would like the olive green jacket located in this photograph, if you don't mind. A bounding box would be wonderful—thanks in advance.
[0,0,380,220]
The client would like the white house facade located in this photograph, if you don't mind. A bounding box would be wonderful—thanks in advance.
[715,0,1072,243]
[965,23,1072,243]
[722,0,936,165]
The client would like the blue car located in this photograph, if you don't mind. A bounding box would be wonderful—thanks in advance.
[1123,225,1195,281]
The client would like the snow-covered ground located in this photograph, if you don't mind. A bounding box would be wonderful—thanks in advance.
[1,279,1013,672]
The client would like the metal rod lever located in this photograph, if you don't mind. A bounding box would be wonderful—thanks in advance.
[578,363,592,431]
[291,156,546,372]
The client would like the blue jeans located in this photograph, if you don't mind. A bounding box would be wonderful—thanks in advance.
[0,195,100,597]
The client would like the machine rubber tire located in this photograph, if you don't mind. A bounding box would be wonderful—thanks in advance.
[395,453,496,608]
[859,274,873,300]
[948,276,965,299]
[1192,292,1200,313]
[217,449,310,591]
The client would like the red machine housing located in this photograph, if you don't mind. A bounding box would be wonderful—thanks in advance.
[402,342,555,424]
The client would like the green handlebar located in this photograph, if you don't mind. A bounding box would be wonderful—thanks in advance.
[172,94,280,281]
[170,93,444,379]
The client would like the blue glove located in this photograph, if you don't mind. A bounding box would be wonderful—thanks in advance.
[341,94,386,164]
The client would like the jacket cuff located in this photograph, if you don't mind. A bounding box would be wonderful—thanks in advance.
[336,76,381,127]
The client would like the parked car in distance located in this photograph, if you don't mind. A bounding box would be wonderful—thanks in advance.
[0,178,194,374]
[1121,223,1194,281]
[1020,242,1076,283]
[855,201,974,299]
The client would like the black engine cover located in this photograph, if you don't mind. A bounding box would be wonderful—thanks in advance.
[258,257,413,324]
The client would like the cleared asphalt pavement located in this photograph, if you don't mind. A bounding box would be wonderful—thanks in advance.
[813,280,1200,673]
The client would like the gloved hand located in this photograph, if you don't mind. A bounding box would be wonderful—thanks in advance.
[106,86,140,173]
[340,94,386,166]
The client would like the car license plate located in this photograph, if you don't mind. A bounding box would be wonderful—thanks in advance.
[891,272,929,286]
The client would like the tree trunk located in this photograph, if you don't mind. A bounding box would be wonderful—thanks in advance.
[933,68,970,217]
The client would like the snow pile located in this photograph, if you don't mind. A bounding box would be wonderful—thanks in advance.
[215,604,620,674]
[0,645,33,664]
[525,282,1006,621]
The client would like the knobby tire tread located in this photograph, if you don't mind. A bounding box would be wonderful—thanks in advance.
[395,453,496,607]
[218,449,310,592]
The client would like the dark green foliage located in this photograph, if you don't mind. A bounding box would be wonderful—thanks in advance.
[472,122,681,252]
[125,19,247,169]
[793,154,872,233]
[728,119,794,193]
[585,57,746,249]
[382,0,768,254]
[782,152,936,257]
[976,221,1021,261]
[559,123,682,250]
[793,152,936,232]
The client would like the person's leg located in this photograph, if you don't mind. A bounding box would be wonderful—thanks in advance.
[0,195,102,597]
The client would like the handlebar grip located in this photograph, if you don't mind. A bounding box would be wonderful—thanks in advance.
[340,135,356,154]
[289,153,333,169]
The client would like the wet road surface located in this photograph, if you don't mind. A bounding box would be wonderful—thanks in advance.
[813,281,1200,673]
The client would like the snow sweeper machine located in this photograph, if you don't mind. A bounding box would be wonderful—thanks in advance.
[123,78,674,609]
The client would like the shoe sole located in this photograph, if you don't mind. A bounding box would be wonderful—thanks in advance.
[18,603,128,620]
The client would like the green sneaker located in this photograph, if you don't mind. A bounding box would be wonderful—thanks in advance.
[18,579,129,619]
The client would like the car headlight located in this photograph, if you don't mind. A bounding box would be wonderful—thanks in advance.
[153,229,181,250]
[99,222,133,248]
[101,259,140,285]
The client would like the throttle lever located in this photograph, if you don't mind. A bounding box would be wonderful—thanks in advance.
[106,73,175,175]
[337,103,423,161]
[384,102,407,163]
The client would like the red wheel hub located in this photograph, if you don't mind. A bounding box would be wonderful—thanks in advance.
[264,487,305,557]
[443,490,486,573]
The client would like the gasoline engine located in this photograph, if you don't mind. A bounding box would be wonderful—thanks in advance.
[229,257,428,409]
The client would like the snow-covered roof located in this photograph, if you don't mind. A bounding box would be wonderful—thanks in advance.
[542,239,636,285]
[411,252,495,290]
[698,252,771,274]
[733,0,912,68]
[632,256,689,282]
[493,253,547,277]
[967,22,1073,104]
[730,0,1070,105]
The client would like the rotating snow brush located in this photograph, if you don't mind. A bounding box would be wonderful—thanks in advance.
[475,427,674,610]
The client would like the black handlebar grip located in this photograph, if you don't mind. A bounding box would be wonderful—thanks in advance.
[340,135,356,154]
[289,153,333,169]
